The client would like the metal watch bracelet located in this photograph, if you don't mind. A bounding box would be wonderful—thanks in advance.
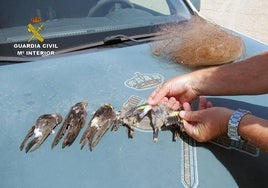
[227,109,251,141]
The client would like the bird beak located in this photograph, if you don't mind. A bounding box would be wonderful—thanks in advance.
[81,102,87,108]
[138,104,152,119]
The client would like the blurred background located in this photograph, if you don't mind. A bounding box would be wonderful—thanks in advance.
[199,0,268,45]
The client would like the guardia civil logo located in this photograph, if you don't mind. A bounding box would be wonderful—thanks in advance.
[13,16,59,57]
[27,17,44,43]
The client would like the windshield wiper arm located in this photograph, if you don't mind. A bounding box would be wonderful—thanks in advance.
[0,33,163,63]
[103,35,138,45]
[56,34,142,55]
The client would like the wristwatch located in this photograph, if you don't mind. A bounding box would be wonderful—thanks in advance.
[227,109,251,141]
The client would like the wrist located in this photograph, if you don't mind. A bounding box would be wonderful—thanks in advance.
[187,71,204,97]
[190,68,216,97]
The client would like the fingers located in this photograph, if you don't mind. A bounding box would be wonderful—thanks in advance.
[167,97,181,110]
[179,98,212,136]
[147,83,168,105]
[179,110,208,142]
[173,97,213,111]
[179,110,201,140]
[198,96,213,110]
[147,82,182,109]
[166,97,213,111]
[179,110,200,122]
[151,96,181,110]
[181,118,196,136]
[206,101,213,108]
[147,80,211,112]
[147,75,196,107]
[198,96,207,110]
[159,97,168,103]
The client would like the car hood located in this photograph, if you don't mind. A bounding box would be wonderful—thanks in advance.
[0,34,268,188]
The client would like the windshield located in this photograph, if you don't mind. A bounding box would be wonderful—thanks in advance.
[0,0,193,60]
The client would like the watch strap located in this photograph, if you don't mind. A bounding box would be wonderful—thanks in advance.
[227,109,251,141]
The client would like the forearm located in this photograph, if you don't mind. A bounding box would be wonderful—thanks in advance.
[191,51,268,96]
[239,114,268,153]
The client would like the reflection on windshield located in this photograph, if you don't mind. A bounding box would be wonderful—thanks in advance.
[0,0,192,59]
[0,0,93,28]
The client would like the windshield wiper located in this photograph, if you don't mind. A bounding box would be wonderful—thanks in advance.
[56,33,160,54]
[103,35,138,45]
[0,32,163,63]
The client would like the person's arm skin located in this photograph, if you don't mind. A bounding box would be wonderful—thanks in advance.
[193,51,268,96]
[180,107,268,153]
[147,51,268,108]
[180,99,268,153]
[239,113,268,153]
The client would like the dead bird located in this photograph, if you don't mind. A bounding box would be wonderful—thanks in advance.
[137,103,183,142]
[51,102,87,149]
[80,103,116,151]
[20,113,62,153]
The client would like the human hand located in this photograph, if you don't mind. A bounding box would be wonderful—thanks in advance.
[147,74,199,109]
[179,97,233,142]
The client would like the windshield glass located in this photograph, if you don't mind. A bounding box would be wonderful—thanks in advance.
[0,0,192,60]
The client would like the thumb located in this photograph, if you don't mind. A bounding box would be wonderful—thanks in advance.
[179,110,201,122]
[179,110,203,141]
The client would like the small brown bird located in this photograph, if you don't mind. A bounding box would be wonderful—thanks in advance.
[164,111,184,141]
[51,102,87,149]
[136,103,183,142]
[80,104,116,151]
[115,103,140,138]
[112,96,142,138]
[19,113,62,153]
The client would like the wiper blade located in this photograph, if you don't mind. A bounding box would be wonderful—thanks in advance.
[57,33,160,54]
[103,35,138,45]
[0,33,163,63]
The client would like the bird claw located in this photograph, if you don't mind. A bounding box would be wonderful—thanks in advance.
[51,102,87,149]
[80,104,116,151]
[19,114,62,153]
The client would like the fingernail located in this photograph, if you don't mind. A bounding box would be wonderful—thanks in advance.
[179,110,186,118]
[147,98,154,104]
